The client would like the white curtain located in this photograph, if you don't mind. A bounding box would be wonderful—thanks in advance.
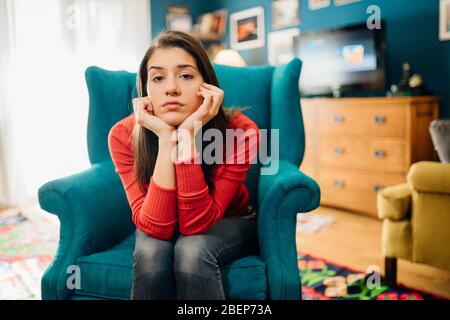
[0,0,151,208]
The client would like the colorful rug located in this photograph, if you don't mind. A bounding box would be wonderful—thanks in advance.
[299,254,447,300]
[0,207,59,300]
[1,206,447,300]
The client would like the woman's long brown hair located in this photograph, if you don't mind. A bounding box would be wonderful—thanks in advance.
[133,30,239,193]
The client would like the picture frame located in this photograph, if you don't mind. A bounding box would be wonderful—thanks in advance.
[308,0,330,10]
[230,7,265,51]
[267,27,300,65]
[440,0,450,41]
[271,0,300,30]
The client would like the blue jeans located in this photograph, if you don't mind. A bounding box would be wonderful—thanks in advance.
[131,215,259,300]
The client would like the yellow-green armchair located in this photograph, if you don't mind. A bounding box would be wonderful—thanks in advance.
[377,161,450,287]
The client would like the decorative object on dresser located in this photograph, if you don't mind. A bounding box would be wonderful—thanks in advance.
[300,96,440,217]
[388,61,431,97]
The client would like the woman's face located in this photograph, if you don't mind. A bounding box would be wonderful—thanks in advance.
[146,47,204,127]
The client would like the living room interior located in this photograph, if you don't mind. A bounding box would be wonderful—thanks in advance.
[0,0,449,301]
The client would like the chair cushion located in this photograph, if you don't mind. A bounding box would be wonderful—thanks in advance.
[76,234,135,300]
[75,234,268,300]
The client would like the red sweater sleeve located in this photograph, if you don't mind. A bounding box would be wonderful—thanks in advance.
[174,123,259,235]
[108,120,177,240]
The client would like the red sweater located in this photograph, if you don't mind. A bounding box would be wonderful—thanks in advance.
[108,111,259,240]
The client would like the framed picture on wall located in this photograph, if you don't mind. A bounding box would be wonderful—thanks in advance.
[440,0,450,41]
[308,0,330,10]
[271,0,300,30]
[268,27,300,65]
[230,7,265,51]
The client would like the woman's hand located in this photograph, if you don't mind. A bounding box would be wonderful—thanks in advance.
[178,82,224,136]
[133,96,174,139]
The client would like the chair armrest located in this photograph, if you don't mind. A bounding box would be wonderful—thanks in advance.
[377,183,411,221]
[407,161,450,195]
[257,160,320,300]
[38,161,135,299]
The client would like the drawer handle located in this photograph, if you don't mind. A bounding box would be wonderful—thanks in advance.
[334,146,345,155]
[334,180,345,189]
[333,115,345,124]
[372,184,384,193]
[373,115,386,125]
[373,150,386,158]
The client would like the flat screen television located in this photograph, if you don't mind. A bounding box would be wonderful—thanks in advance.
[294,22,387,97]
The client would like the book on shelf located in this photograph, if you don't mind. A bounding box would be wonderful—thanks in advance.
[194,9,227,39]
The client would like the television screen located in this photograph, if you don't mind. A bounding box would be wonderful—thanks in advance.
[294,23,387,97]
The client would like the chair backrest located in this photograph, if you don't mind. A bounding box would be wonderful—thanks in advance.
[84,59,304,210]
[85,66,136,164]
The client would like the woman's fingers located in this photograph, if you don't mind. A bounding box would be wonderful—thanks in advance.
[132,97,154,127]
[201,83,224,98]
[202,83,224,98]
[142,96,153,114]
[199,88,213,112]
[144,99,154,114]
[200,84,223,114]
[201,82,220,91]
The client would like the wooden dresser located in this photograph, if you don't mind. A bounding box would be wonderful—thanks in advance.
[300,96,439,218]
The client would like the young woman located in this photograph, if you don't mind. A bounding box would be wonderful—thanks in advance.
[108,30,260,300]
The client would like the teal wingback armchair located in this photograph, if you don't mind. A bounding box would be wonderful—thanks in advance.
[38,58,320,300]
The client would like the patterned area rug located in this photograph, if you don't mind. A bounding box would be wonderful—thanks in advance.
[0,206,59,300]
[299,254,447,300]
[1,207,447,300]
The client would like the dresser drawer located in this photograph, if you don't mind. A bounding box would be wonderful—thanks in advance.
[318,105,407,137]
[318,137,408,173]
[316,168,406,217]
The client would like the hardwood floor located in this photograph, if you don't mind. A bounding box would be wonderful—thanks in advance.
[297,206,450,299]
[2,204,449,299]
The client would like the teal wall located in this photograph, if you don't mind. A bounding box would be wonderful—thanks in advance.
[150,0,450,118]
